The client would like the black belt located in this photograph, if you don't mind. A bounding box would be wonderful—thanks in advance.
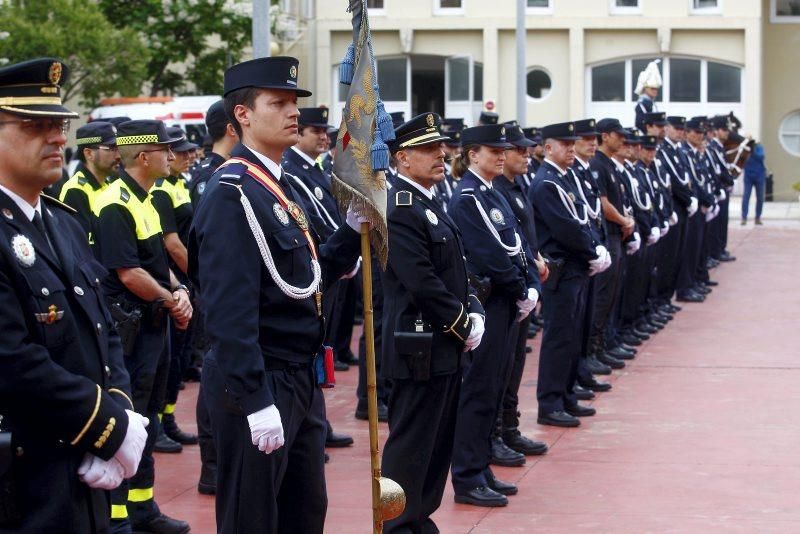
[263,359,312,372]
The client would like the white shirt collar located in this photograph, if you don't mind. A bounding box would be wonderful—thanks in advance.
[469,168,493,189]
[397,174,434,200]
[610,157,626,173]
[574,156,590,170]
[664,137,680,150]
[543,158,567,176]
[244,144,283,180]
[0,184,41,222]
[290,146,319,168]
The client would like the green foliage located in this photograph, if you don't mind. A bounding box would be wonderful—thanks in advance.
[99,0,252,96]
[0,0,150,107]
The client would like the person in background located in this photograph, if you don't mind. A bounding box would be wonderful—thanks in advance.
[742,142,767,225]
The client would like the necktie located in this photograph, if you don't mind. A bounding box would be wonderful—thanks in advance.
[32,211,58,260]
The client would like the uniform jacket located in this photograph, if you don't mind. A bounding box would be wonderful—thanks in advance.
[189,152,226,206]
[493,174,539,254]
[282,147,342,240]
[570,159,606,245]
[680,144,716,209]
[634,95,655,133]
[657,139,695,210]
[59,163,108,245]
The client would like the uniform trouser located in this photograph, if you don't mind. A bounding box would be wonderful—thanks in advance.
[500,314,532,429]
[676,211,702,296]
[658,208,687,302]
[203,358,327,534]
[451,295,515,493]
[382,372,461,534]
[330,277,357,362]
[591,233,623,344]
[575,276,597,385]
[695,220,711,283]
[537,267,590,414]
[165,315,195,407]
[196,382,215,479]
[357,257,389,407]
[621,246,650,326]
[710,193,730,258]
[110,317,169,530]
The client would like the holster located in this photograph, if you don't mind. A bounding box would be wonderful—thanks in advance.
[108,299,143,357]
[542,254,565,292]
[0,428,20,526]
[395,318,433,381]
[468,273,492,305]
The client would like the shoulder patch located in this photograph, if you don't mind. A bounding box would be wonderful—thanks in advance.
[41,194,77,214]
[120,188,130,203]
[77,173,88,186]
[395,190,412,206]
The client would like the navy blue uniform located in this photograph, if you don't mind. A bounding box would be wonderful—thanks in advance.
[634,95,655,133]
[189,152,226,207]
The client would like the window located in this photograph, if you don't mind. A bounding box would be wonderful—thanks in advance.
[527,0,553,13]
[690,0,721,14]
[434,0,464,14]
[592,61,626,102]
[670,58,701,102]
[447,57,470,101]
[376,58,408,101]
[779,111,800,157]
[474,63,483,101]
[526,68,552,100]
[630,57,663,102]
[772,0,800,22]
[610,0,641,14]
[707,61,741,102]
[367,0,384,8]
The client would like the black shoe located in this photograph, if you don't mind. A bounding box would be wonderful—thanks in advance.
[162,414,198,445]
[705,279,719,286]
[198,464,216,495]
[565,404,597,417]
[573,384,595,401]
[532,314,544,327]
[668,303,682,312]
[132,513,190,534]
[578,376,612,392]
[635,323,659,334]
[676,292,704,303]
[631,328,651,340]
[502,429,548,456]
[355,401,389,422]
[719,251,736,262]
[525,346,533,353]
[486,475,519,496]
[651,311,672,322]
[537,410,580,427]
[607,346,635,360]
[620,343,638,354]
[454,486,508,507]
[182,365,202,382]
[338,350,358,365]
[154,428,182,454]
[646,319,666,330]
[334,360,349,371]
[587,355,612,375]
[598,352,625,369]
[621,334,643,346]
[527,325,539,339]
[694,285,711,295]
[325,431,354,448]
[324,452,330,463]
[490,436,526,467]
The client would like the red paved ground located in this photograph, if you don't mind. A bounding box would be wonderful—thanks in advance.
[156,223,800,532]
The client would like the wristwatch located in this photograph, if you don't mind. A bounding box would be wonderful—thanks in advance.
[172,284,190,297]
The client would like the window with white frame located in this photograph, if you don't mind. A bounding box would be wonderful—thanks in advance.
[434,0,464,15]
[690,0,721,14]
[367,0,385,11]
[779,111,800,157]
[610,0,641,15]
[527,0,552,14]
[772,0,800,22]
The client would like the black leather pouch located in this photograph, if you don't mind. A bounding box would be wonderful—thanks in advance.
[542,254,565,292]
[395,318,433,381]
[0,429,20,526]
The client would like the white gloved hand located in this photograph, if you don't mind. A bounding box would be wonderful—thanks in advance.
[341,257,361,279]
[78,454,125,490]
[515,288,538,321]
[688,197,699,217]
[626,232,641,255]
[705,204,721,222]
[646,226,660,246]
[669,211,679,226]
[463,313,485,352]
[113,410,149,478]
[660,222,669,237]
[716,189,727,201]
[588,245,610,276]
[247,405,284,454]
[346,205,371,232]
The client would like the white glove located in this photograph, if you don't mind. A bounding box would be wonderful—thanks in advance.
[646,226,660,246]
[463,313,485,352]
[341,257,361,279]
[705,204,720,222]
[588,245,610,276]
[716,189,726,201]
[346,205,371,232]
[688,197,699,217]
[78,454,125,490]
[515,288,538,321]
[113,410,149,478]
[247,404,284,454]
[660,222,669,237]
[626,232,641,255]
[669,211,678,226]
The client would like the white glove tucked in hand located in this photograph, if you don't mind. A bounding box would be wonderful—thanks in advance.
[706,204,720,222]
[515,288,538,321]
[646,226,660,246]
[78,454,125,490]
[588,245,610,276]
[688,197,699,217]
[342,257,362,279]
[716,189,727,201]
[669,211,679,226]
[626,232,641,255]
[247,405,284,454]
[660,222,669,237]
[346,204,371,232]
[464,313,485,352]
[113,409,149,478]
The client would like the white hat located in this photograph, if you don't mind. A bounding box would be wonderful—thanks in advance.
[635,60,662,95]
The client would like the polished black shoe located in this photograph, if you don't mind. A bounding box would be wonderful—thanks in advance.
[694,285,711,295]
[621,334,643,346]
[578,376,612,392]
[486,475,519,496]
[631,328,651,340]
[355,401,389,422]
[537,410,580,427]
[325,431,354,448]
[598,352,625,369]
[607,346,635,359]
[565,404,597,417]
[573,384,595,401]
[502,429,548,456]
[132,513,190,534]
[162,414,198,445]
[454,486,508,507]
[525,346,533,354]
[334,360,349,371]
[490,436,526,467]
[646,319,666,330]
[154,427,182,454]
[636,323,659,334]
[198,464,216,495]
[676,292,704,303]
[651,312,672,322]
[587,355,612,375]
[719,251,736,262]
[527,324,539,339]
[705,279,719,286]
[324,452,330,463]
[182,365,202,382]
[620,343,638,354]
[668,303,682,312]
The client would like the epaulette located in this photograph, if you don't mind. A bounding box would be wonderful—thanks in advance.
[217,162,246,183]
[395,190,412,206]
[154,178,165,187]
[77,173,88,186]
[41,194,77,214]
[460,188,475,196]
[120,188,130,203]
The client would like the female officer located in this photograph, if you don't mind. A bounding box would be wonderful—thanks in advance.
[448,125,538,508]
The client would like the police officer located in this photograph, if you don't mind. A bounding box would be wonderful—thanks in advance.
[381,112,485,532]
[529,122,610,428]
[93,120,192,534]
[189,56,365,534]
[59,122,119,245]
[190,100,239,206]
[633,61,662,133]
[523,127,544,185]
[150,127,200,453]
[0,57,148,533]
[449,124,538,507]
[706,115,736,263]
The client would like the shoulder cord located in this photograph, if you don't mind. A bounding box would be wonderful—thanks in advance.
[686,154,705,187]
[466,194,523,256]
[287,173,339,230]
[657,150,690,186]
[544,179,589,226]
[654,158,671,189]
[569,168,600,220]
[222,181,321,300]
[623,168,652,211]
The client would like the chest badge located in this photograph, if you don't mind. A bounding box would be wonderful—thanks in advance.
[285,200,310,231]
[591,171,599,179]
[515,197,525,209]
[273,203,290,226]
[11,234,35,267]
[197,182,206,195]
[489,208,505,225]
[314,186,324,201]
[36,304,64,325]
[425,209,439,226]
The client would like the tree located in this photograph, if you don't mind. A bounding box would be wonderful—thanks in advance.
[99,0,252,96]
[0,0,150,107]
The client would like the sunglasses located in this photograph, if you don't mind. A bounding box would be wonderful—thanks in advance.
[0,118,71,135]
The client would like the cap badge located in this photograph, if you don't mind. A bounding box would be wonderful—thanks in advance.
[289,65,298,79]
[489,208,505,225]
[48,62,63,86]
[314,186,324,201]
[426,114,435,127]
[273,203,290,226]
[425,209,438,226]
[568,124,574,132]
[500,127,506,135]
[515,197,525,209]
[590,121,595,127]
[322,109,328,119]
[12,234,35,267]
